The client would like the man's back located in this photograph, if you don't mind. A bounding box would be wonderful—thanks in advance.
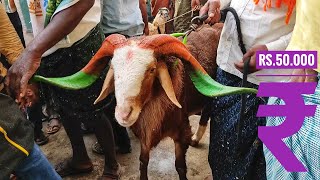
[101,0,144,37]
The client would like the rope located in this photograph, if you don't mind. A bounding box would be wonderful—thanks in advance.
[157,5,201,27]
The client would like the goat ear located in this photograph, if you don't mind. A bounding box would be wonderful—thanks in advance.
[94,66,115,104]
[156,62,182,108]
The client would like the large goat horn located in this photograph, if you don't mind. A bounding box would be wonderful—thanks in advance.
[94,65,115,104]
[32,34,127,90]
[140,34,257,97]
[157,62,182,108]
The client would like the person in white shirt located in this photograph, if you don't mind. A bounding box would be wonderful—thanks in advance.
[6,0,120,179]
[192,0,296,179]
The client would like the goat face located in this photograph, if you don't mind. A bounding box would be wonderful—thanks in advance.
[111,45,158,127]
[89,34,243,127]
[157,8,170,21]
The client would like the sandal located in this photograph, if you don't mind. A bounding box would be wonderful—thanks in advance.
[55,158,93,177]
[46,118,61,134]
[81,122,94,134]
[92,142,104,155]
[35,132,49,146]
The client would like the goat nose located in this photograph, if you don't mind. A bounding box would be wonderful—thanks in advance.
[117,106,133,120]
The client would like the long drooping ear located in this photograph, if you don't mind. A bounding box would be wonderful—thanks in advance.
[139,34,257,97]
[157,61,182,108]
[32,34,127,90]
[94,65,115,104]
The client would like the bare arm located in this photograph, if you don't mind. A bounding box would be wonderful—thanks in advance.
[28,0,95,56]
[139,0,149,35]
[6,0,95,100]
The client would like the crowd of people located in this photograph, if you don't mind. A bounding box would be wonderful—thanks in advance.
[0,0,319,180]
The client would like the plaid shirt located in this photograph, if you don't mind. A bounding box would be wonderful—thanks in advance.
[264,77,320,180]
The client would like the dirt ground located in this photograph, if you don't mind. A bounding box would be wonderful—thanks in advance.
[41,115,211,180]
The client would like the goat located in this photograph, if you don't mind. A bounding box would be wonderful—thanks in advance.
[95,25,223,180]
[148,7,170,35]
[33,24,257,180]
[150,0,174,33]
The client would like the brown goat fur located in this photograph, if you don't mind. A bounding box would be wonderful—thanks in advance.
[129,23,223,180]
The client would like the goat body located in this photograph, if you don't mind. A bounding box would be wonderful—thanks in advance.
[130,24,223,180]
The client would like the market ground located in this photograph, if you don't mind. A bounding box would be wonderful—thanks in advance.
[41,115,211,180]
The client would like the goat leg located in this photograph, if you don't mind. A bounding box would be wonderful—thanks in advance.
[191,105,211,147]
[174,140,189,180]
[139,144,150,180]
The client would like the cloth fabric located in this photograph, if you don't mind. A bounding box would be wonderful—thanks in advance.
[0,3,24,91]
[173,0,208,32]
[100,0,144,37]
[217,0,295,85]
[0,93,34,179]
[36,25,111,124]
[264,75,320,180]
[173,0,192,33]
[285,0,320,72]
[15,144,62,180]
[7,11,26,47]
[16,0,101,56]
[0,3,23,64]
[209,68,267,180]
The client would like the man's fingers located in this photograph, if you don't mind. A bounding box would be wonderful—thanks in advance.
[199,2,209,16]
[20,75,30,99]
[235,61,244,72]
[242,50,255,62]
[289,69,306,82]
[305,69,318,82]
[290,76,306,82]
[191,0,200,8]
[208,1,219,15]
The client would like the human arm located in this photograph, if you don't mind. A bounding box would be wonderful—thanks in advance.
[139,0,149,35]
[234,32,293,73]
[5,0,95,100]
[198,0,231,24]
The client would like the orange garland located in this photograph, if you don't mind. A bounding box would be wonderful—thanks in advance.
[254,0,296,24]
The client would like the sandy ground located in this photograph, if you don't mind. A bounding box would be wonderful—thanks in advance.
[40,115,211,180]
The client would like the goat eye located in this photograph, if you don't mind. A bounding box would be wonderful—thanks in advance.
[150,68,156,73]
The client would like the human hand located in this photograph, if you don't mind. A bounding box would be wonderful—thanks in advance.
[290,69,318,82]
[5,49,41,104]
[144,25,150,36]
[235,45,268,73]
[199,0,221,24]
[191,0,201,9]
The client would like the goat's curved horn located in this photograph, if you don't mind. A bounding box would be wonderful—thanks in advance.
[94,65,115,104]
[157,62,182,108]
[140,34,257,97]
[31,34,127,90]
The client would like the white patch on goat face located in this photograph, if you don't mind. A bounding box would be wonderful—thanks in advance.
[111,44,155,126]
